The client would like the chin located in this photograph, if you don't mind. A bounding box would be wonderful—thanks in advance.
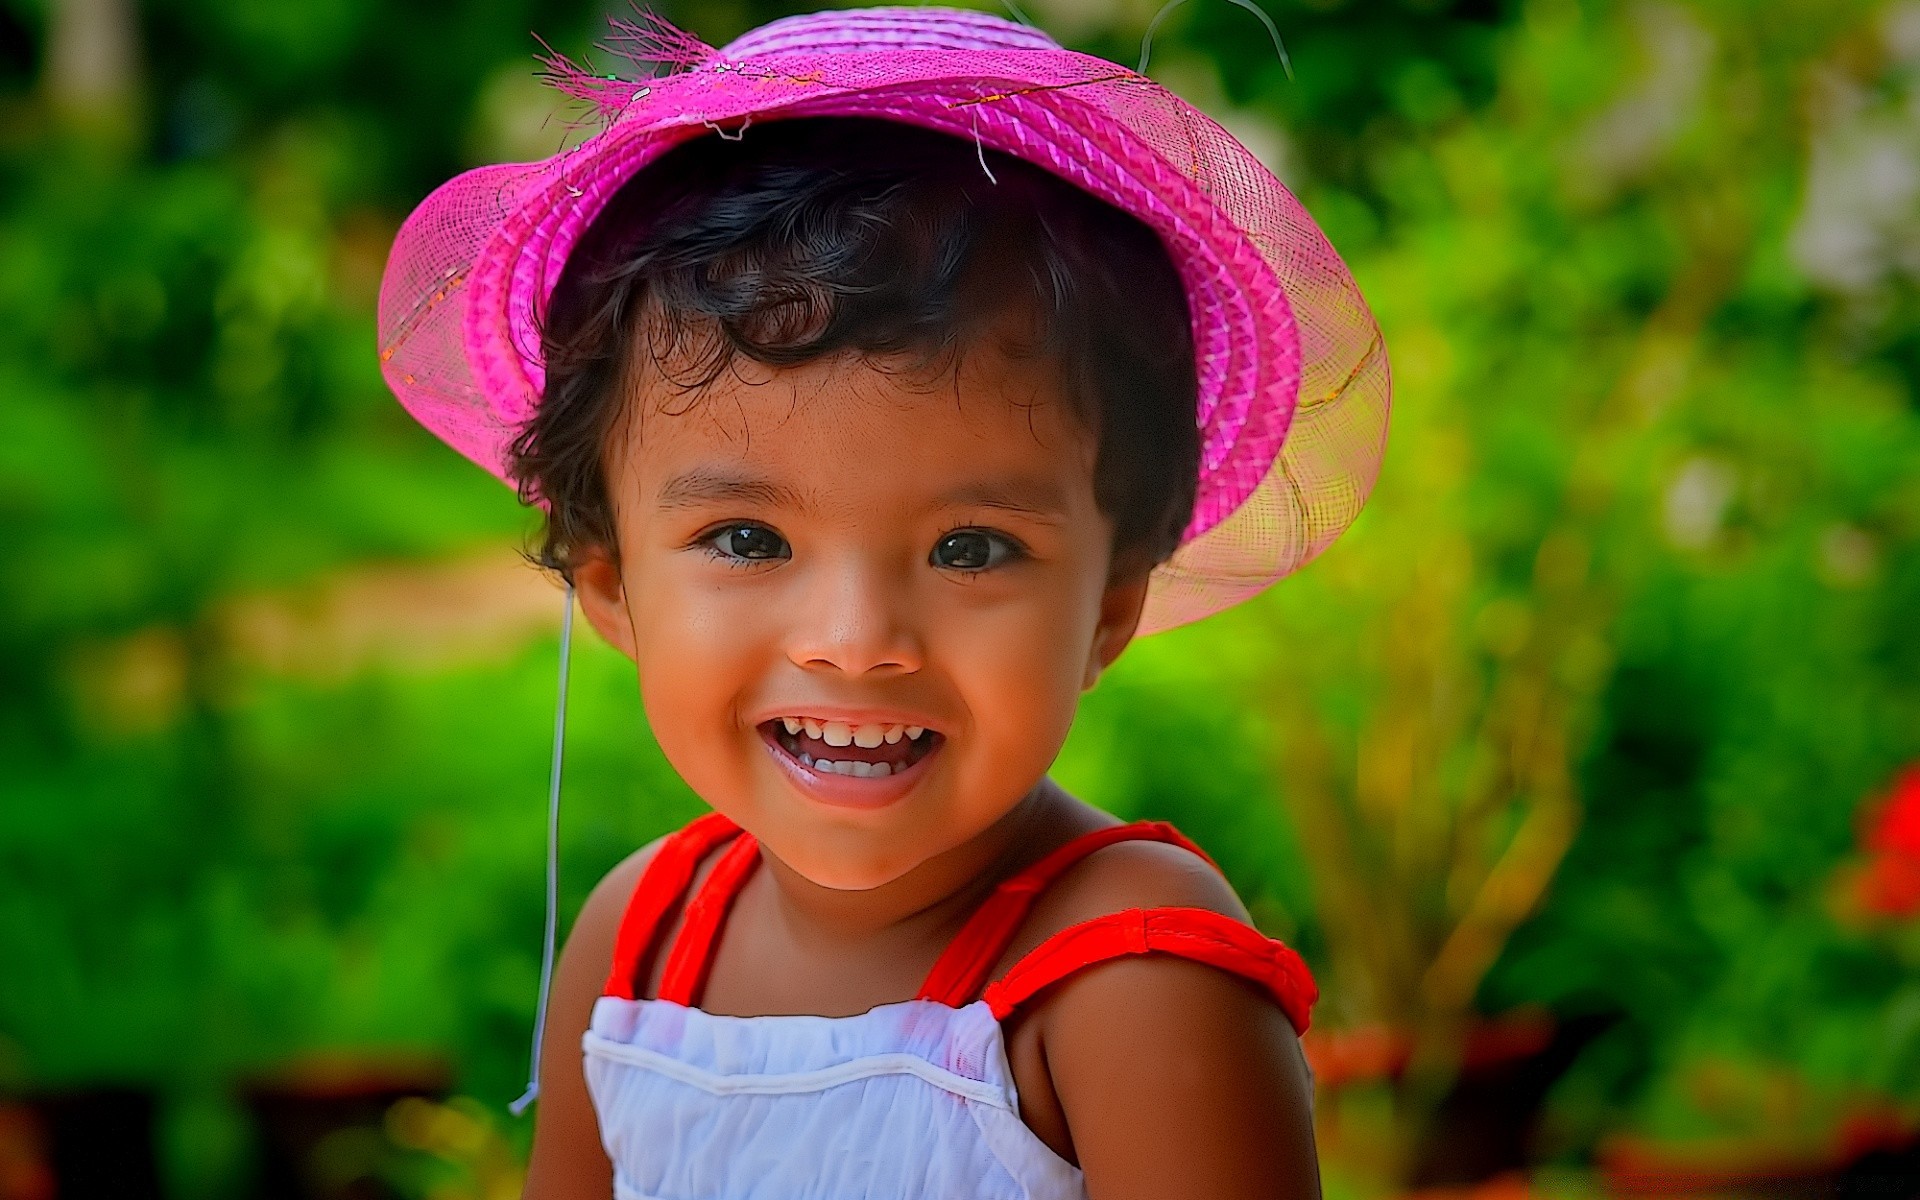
[790,859,914,892]
[776,842,924,892]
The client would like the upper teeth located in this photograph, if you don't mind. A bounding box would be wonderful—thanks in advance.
[778,719,926,745]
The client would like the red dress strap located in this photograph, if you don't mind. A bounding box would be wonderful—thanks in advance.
[915,821,1212,1007]
[603,812,744,1000]
[655,831,762,1006]
[980,906,1318,1035]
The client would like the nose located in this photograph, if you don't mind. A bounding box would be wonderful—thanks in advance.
[785,552,924,677]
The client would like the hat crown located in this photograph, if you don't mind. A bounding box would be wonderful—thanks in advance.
[717,5,1062,58]
[379,7,1388,635]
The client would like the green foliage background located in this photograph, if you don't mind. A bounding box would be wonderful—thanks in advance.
[2,0,1918,1194]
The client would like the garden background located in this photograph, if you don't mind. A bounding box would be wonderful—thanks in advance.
[3,0,1919,1196]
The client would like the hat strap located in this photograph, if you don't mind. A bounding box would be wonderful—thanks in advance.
[509,579,575,1116]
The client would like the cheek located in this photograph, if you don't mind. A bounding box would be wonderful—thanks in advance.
[944,566,1104,784]
[627,570,769,793]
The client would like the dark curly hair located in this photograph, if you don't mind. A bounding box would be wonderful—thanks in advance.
[509,117,1199,583]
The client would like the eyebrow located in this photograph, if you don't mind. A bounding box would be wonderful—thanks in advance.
[937,476,1071,520]
[656,468,810,511]
[654,468,1069,520]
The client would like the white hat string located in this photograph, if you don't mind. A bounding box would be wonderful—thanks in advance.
[510,579,575,1116]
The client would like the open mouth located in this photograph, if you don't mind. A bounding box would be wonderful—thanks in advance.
[759,717,943,779]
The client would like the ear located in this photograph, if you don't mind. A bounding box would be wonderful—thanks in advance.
[1083,570,1151,690]
[571,546,639,662]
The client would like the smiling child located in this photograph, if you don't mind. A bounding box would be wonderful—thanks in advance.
[378,9,1387,1199]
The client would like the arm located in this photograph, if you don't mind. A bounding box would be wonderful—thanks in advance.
[522,838,663,1200]
[1043,954,1319,1200]
[1023,843,1320,1200]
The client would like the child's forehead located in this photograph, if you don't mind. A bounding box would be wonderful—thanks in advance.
[614,345,1099,514]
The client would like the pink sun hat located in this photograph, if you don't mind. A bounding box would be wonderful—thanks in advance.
[377,4,1389,633]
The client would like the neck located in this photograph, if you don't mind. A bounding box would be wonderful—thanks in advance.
[755,782,1057,948]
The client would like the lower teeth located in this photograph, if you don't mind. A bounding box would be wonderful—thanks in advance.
[799,753,893,779]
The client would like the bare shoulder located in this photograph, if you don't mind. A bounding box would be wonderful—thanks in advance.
[570,835,669,958]
[1003,819,1320,1200]
[550,834,671,1002]
[1006,824,1250,960]
[522,834,668,1200]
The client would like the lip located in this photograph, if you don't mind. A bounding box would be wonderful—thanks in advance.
[758,722,941,811]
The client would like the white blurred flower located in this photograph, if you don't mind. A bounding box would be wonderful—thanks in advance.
[1664,457,1736,550]
[1790,4,1920,293]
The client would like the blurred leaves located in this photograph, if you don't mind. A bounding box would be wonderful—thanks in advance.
[2,0,1918,1193]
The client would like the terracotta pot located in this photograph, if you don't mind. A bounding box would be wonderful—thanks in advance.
[1308,1010,1615,1190]
[240,1054,450,1200]
[1598,1108,1920,1196]
[0,1088,162,1200]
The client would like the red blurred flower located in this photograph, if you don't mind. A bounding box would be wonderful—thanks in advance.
[1863,767,1920,859]
[1857,853,1920,918]
[1855,766,1920,918]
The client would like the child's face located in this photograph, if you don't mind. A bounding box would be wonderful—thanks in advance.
[574,330,1149,889]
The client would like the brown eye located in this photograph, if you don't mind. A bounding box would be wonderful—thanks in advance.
[707,523,789,562]
[931,530,1019,571]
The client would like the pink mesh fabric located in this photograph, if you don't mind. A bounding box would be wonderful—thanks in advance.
[377,6,1389,633]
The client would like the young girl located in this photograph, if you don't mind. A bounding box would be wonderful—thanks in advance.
[378,7,1387,1198]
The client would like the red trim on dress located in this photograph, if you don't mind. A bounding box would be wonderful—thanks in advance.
[656,832,761,1006]
[600,816,1315,1033]
[914,821,1212,1007]
[980,906,1317,1034]
[602,811,742,1000]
